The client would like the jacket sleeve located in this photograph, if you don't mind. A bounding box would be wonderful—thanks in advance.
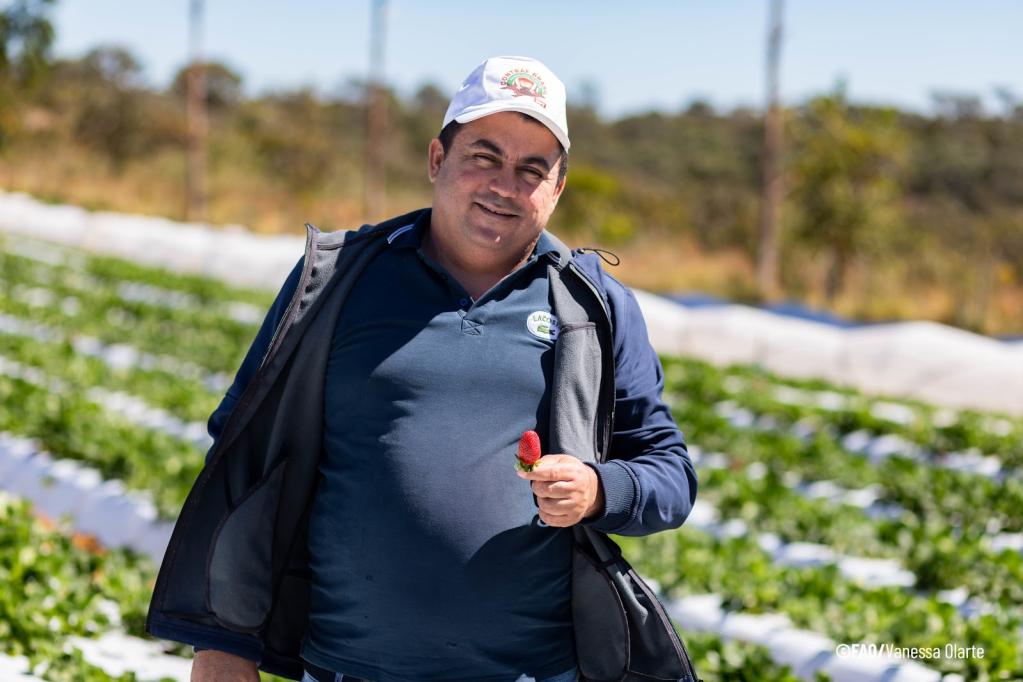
[204,256,305,465]
[580,275,697,537]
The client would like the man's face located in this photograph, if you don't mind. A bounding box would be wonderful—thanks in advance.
[427,112,566,273]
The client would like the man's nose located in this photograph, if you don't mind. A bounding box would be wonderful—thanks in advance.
[488,166,517,198]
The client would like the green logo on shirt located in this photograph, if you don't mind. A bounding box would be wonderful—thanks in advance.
[526,311,559,340]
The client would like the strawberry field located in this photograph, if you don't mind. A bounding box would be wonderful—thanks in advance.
[1,231,1022,681]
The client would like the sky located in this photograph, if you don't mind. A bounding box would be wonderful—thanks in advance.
[49,0,1023,118]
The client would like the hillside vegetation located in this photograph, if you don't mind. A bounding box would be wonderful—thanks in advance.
[2,40,1022,333]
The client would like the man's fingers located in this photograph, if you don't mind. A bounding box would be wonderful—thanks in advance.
[522,464,564,481]
[537,495,577,511]
[539,509,573,526]
[531,480,574,498]
[518,455,584,481]
[539,505,584,527]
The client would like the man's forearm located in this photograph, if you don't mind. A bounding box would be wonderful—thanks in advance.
[191,649,260,682]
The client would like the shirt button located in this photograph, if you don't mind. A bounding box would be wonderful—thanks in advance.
[459,297,469,307]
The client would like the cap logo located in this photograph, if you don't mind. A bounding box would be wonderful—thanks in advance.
[501,69,547,108]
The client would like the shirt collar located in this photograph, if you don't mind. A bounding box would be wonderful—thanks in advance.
[386,209,431,249]
[387,208,558,261]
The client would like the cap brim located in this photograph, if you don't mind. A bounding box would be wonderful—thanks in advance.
[454,102,571,151]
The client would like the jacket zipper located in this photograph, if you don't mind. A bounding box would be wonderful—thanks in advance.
[258,294,299,370]
[258,231,318,370]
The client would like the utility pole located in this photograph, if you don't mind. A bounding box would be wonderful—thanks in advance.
[186,0,208,222]
[364,0,388,222]
[756,0,784,301]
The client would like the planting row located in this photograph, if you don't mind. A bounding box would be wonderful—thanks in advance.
[0,311,231,397]
[1,234,272,308]
[0,432,173,563]
[671,387,1023,540]
[1,249,264,375]
[0,353,211,451]
[664,356,1022,468]
[0,370,204,518]
[686,447,1023,617]
[617,527,1023,680]
[0,492,176,681]
[0,330,219,424]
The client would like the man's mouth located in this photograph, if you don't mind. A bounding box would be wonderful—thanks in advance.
[474,202,517,219]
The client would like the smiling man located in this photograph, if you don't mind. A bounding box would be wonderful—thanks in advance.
[147,56,697,682]
[424,112,567,299]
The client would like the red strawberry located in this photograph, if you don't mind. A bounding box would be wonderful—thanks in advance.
[516,430,542,472]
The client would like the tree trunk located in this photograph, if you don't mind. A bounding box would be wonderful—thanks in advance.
[756,0,785,302]
[824,245,847,305]
[364,0,388,222]
[185,0,207,222]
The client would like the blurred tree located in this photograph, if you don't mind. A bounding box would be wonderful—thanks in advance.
[241,88,338,196]
[79,44,143,89]
[0,0,56,145]
[789,90,907,303]
[0,0,55,89]
[172,63,244,114]
[904,91,1023,329]
[72,45,151,169]
[34,51,179,148]
[552,165,636,245]
[685,100,715,118]
[401,83,447,156]
[931,91,984,121]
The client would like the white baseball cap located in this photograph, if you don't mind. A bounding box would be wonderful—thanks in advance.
[442,55,570,151]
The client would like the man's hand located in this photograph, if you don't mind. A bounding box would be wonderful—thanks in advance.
[517,455,605,527]
[191,649,260,682]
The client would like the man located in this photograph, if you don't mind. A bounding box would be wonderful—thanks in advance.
[147,56,696,682]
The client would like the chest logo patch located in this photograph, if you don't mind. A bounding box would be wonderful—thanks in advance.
[526,311,559,341]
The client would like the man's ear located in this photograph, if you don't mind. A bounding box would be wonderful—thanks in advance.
[427,138,445,183]
[550,169,567,205]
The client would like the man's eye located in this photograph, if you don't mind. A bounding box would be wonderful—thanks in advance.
[522,168,545,180]
[474,154,496,163]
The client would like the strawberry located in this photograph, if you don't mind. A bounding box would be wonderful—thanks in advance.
[516,430,542,472]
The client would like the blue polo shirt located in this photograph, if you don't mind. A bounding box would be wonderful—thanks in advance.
[301,212,576,681]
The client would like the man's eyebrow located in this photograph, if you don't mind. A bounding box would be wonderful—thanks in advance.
[468,138,553,173]
[468,139,504,156]
[520,155,552,173]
